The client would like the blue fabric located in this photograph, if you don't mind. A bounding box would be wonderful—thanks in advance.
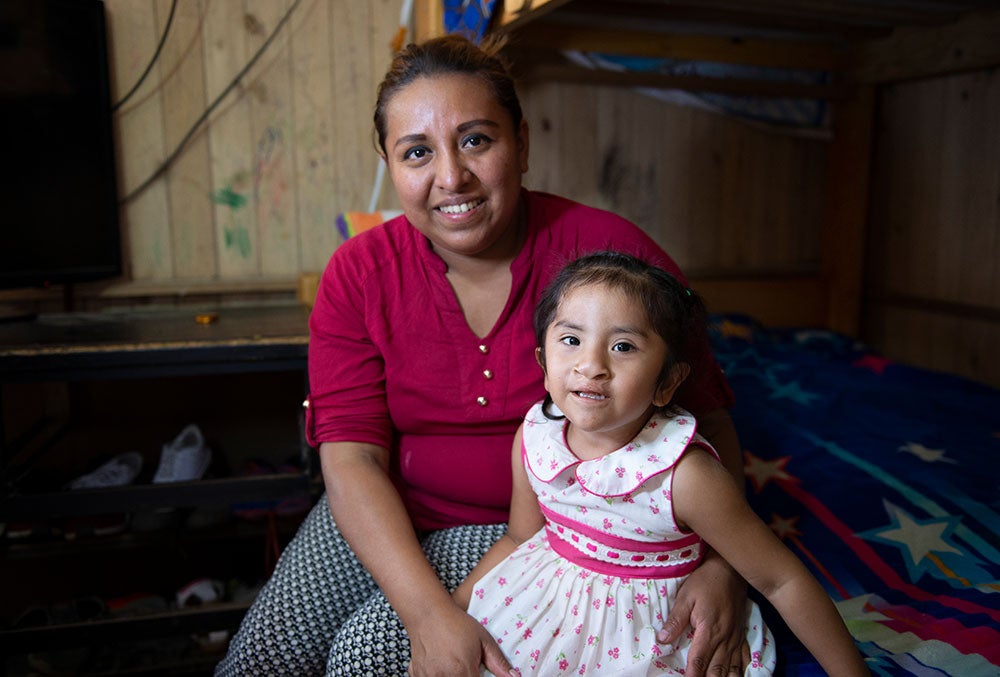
[708,314,1000,675]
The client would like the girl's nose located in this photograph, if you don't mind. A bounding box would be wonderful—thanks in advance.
[574,349,609,379]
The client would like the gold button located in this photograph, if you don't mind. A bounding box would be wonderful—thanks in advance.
[477,396,488,406]
[483,370,493,379]
[478,344,489,354]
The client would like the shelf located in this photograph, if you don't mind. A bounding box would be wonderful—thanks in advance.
[0,601,250,653]
[1,473,320,520]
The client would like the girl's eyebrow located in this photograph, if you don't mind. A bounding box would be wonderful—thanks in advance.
[553,319,648,336]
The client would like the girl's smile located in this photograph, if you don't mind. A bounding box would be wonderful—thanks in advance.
[541,283,682,459]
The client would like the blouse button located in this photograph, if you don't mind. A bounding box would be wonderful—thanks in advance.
[478,344,489,354]
[483,369,493,380]
[477,396,488,406]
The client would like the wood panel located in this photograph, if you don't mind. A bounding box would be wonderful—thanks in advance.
[520,81,828,275]
[864,68,1000,387]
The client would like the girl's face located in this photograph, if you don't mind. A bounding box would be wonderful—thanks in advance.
[382,72,529,263]
[540,283,685,459]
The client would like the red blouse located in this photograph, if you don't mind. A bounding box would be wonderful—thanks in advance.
[307,190,733,529]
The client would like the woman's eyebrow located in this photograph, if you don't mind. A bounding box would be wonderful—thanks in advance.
[457,119,500,133]
[393,133,426,151]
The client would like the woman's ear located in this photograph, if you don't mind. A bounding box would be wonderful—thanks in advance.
[518,119,530,174]
[653,362,690,407]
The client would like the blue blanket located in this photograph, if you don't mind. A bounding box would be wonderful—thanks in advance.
[708,315,1000,676]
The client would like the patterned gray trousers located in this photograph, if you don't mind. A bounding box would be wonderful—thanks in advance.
[215,497,506,676]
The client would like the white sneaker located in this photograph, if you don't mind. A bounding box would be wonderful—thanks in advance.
[67,452,143,490]
[152,424,211,483]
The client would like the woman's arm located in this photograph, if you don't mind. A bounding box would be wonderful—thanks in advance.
[321,441,513,677]
[673,448,870,676]
[658,408,750,676]
[453,426,545,609]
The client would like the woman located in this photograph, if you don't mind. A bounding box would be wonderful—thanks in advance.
[217,34,748,677]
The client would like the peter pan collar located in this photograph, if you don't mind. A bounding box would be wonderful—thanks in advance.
[523,403,707,497]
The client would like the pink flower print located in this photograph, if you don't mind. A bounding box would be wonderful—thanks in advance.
[523,628,532,640]
[603,518,613,530]
[516,620,524,629]
[498,576,507,586]
[605,595,615,607]
[474,588,484,599]
[530,649,540,662]
[615,466,626,478]
[635,592,649,605]
[602,575,613,585]
[592,598,602,610]
[504,596,513,606]
[550,460,559,470]
[625,609,634,620]
[751,650,763,668]
[575,623,583,635]
[648,453,660,463]
[587,634,598,646]
[479,617,489,626]
[676,417,688,426]
[578,664,587,675]
[556,567,565,578]
[571,603,579,616]
[635,526,645,535]
[626,444,635,452]
[659,585,668,596]
[608,648,620,660]
[567,477,575,485]
[649,420,658,429]
[651,644,662,657]
[650,504,660,515]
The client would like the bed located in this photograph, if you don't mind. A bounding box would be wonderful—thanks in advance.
[707,313,1000,676]
[409,2,1000,673]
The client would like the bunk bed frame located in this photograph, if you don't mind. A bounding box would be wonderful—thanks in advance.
[414,0,1000,336]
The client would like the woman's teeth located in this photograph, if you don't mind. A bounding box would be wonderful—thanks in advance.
[439,199,482,214]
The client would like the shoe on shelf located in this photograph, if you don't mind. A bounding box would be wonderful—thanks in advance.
[177,578,230,652]
[152,424,212,483]
[66,451,143,490]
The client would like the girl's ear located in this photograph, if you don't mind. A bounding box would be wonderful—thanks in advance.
[653,362,690,407]
[535,346,544,369]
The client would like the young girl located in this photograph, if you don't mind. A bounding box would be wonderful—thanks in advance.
[456,251,869,676]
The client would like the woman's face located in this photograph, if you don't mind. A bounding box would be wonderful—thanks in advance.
[382,72,529,262]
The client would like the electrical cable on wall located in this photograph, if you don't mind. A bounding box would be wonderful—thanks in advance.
[120,0,303,206]
[112,0,178,112]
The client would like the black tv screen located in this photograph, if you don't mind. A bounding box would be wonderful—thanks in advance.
[0,0,122,290]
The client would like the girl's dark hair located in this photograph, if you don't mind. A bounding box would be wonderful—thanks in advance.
[533,251,706,418]
[373,34,523,155]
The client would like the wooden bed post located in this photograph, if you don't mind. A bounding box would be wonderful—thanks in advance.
[821,85,875,337]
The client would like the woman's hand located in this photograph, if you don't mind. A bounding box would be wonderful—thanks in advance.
[408,603,514,677]
[657,552,750,676]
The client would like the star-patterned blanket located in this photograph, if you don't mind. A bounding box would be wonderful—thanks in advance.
[708,314,1000,676]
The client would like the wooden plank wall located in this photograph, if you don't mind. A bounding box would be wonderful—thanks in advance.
[864,68,1000,388]
[104,0,405,292]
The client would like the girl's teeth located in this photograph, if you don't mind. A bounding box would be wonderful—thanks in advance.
[578,392,606,401]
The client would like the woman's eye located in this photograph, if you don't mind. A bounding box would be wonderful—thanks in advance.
[403,146,429,161]
[462,133,491,149]
[612,342,635,353]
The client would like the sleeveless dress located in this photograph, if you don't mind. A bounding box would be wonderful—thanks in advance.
[467,403,776,676]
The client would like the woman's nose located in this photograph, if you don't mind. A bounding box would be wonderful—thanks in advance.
[437,150,471,190]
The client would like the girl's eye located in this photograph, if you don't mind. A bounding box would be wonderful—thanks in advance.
[612,341,636,353]
[559,336,580,346]
[402,146,429,161]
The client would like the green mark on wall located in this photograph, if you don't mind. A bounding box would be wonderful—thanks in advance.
[225,226,252,258]
[211,186,248,209]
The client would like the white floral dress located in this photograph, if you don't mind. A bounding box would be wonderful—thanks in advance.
[468,403,776,675]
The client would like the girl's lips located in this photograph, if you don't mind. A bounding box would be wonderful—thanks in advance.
[574,390,607,401]
[437,198,484,214]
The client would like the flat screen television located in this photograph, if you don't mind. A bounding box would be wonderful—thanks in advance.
[0,0,122,291]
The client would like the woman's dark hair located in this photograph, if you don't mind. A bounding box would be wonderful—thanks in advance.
[373,34,523,155]
[533,251,706,418]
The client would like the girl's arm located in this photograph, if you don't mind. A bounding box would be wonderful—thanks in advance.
[453,425,545,609]
[672,447,870,677]
[321,441,512,677]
